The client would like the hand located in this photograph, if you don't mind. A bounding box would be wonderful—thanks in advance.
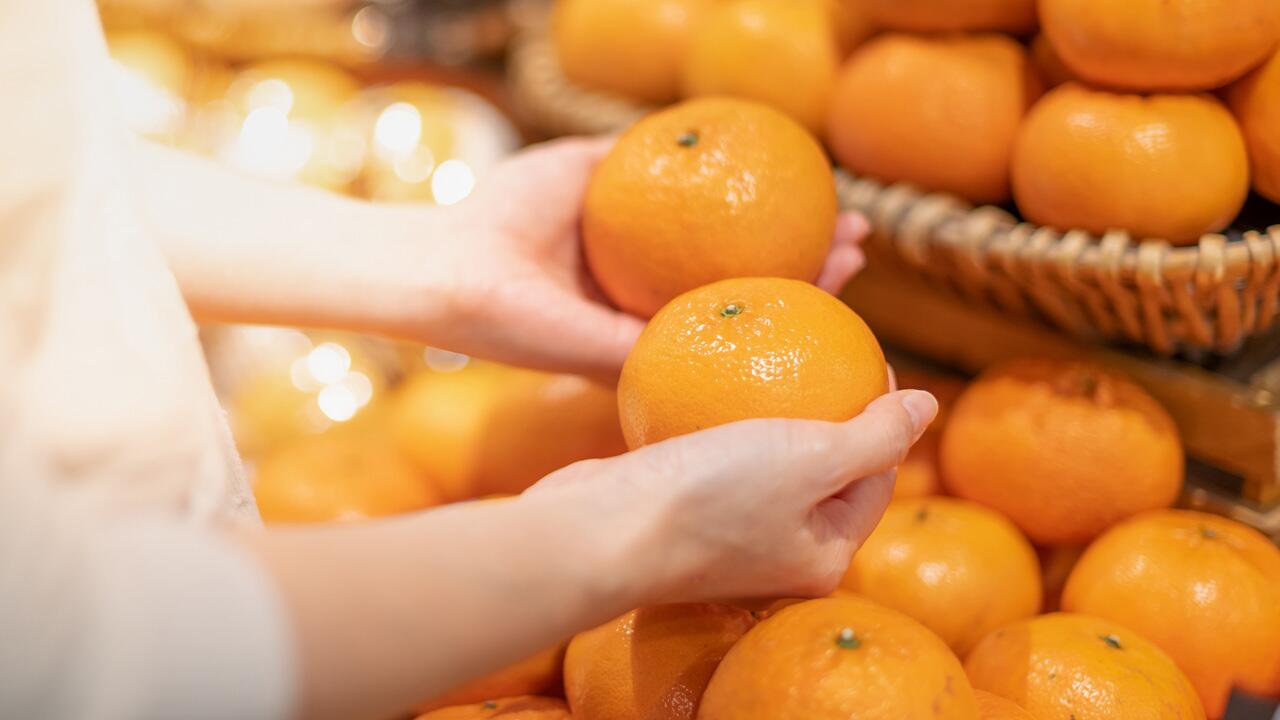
[523,390,938,604]
[426,136,870,380]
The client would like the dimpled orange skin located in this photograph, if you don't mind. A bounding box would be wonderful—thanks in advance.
[617,277,888,448]
[682,0,839,133]
[699,596,980,720]
[1228,49,1280,204]
[841,498,1042,656]
[584,99,836,318]
[973,691,1035,720]
[1039,0,1280,92]
[564,604,755,720]
[415,696,571,720]
[1062,511,1280,719]
[417,645,567,713]
[940,359,1184,545]
[1012,84,1250,245]
[860,0,1036,33]
[827,34,1042,205]
[965,614,1205,720]
[552,0,713,103]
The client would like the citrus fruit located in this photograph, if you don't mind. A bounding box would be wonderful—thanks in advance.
[563,604,754,720]
[859,0,1035,33]
[253,432,440,523]
[827,0,875,57]
[965,613,1205,720]
[1228,49,1280,204]
[1038,544,1085,613]
[1039,0,1280,91]
[973,691,1034,720]
[1012,84,1250,244]
[841,498,1041,655]
[699,596,980,719]
[1030,34,1076,88]
[617,277,888,448]
[418,644,567,713]
[415,696,571,720]
[389,363,625,501]
[1062,510,1280,718]
[584,99,836,318]
[552,0,712,103]
[682,0,839,132]
[827,33,1041,204]
[892,370,968,499]
[940,358,1184,545]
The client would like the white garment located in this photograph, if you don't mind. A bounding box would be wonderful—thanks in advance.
[0,1,294,717]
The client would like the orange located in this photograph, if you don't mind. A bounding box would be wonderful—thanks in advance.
[552,0,713,103]
[563,604,754,720]
[1030,34,1076,88]
[418,645,567,713]
[699,596,979,719]
[1012,84,1250,244]
[828,0,875,57]
[965,613,1205,720]
[827,33,1041,204]
[253,432,440,523]
[1038,544,1085,613]
[617,277,888,448]
[1039,0,1280,91]
[1228,49,1280,204]
[682,0,839,132]
[1062,510,1280,718]
[940,358,1184,545]
[390,363,625,501]
[859,0,1035,33]
[841,498,1041,656]
[584,99,836,318]
[973,691,1034,720]
[892,369,967,499]
[416,696,570,720]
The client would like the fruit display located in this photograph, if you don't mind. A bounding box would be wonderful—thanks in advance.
[415,696,571,720]
[417,644,568,713]
[1228,49,1280,204]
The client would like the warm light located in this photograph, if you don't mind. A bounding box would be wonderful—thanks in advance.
[351,6,389,50]
[431,160,475,205]
[307,343,352,384]
[110,61,185,136]
[374,102,423,157]
[246,78,295,113]
[340,371,375,407]
[317,384,359,422]
[290,357,322,392]
[424,347,470,373]
[224,106,314,180]
[393,145,436,183]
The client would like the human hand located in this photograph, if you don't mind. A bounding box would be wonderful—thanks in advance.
[522,389,938,605]
[423,136,870,380]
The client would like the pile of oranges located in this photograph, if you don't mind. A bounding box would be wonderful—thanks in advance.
[553,0,1280,244]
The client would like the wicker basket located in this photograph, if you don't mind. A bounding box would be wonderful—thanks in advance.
[508,26,1280,356]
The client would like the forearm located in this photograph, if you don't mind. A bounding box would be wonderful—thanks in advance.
[134,142,447,338]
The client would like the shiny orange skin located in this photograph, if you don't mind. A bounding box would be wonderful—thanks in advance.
[965,613,1205,720]
[940,359,1184,545]
[1062,510,1280,718]
[1012,84,1250,244]
[1031,34,1077,88]
[564,604,754,720]
[859,0,1035,33]
[618,277,888,448]
[683,0,839,132]
[1039,0,1280,92]
[390,363,625,501]
[827,33,1042,204]
[973,691,1035,720]
[552,0,713,103]
[416,696,571,720]
[418,645,567,713]
[584,99,836,318]
[892,370,968,499]
[253,432,440,523]
[699,596,980,719]
[1228,49,1280,204]
[841,498,1042,656]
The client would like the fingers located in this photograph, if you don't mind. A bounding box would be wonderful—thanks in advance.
[507,284,644,381]
[813,390,937,495]
[815,212,870,294]
[816,469,896,547]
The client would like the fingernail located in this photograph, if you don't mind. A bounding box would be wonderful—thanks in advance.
[900,391,938,434]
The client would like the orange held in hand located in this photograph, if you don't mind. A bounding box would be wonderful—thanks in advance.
[1012,84,1250,244]
[841,497,1042,656]
[617,277,888,448]
[1062,510,1280,719]
[563,604,754,720]
[965,613,1205,720]
[859,0,1035,33]
[584,98,836,318]
[827,33,1042,205]
[699,596,980,719]
[416,696,571,720]
[940,359,1184,545]
[1039,0,1280,92]
[1228,49,1280,204]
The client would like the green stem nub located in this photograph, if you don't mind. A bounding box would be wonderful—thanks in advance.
[1200,525,1219,540]
[836,627,861,650]
[721,304,743,318]
[483,701,498,709]
[677,130,699,148]
[1100,634,1123,650]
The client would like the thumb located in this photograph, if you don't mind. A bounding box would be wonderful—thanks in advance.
[812,390,938,496]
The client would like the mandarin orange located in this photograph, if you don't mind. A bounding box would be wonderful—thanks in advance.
[827,0,874,57]
[859,0,1035,33]
[416,696,570,720]
[1228,49,1280,204]
[973,691,1034,720]
[418,644,567,713]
